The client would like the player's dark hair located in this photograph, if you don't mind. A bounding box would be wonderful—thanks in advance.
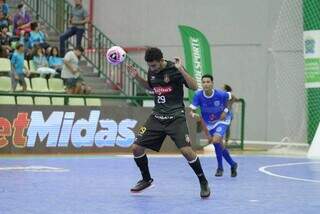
[223,84,232,92]
[144,47,163,62]
[201,74,213,82]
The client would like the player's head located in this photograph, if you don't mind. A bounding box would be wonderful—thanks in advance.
[145,47,165,72]
[223,84,232,92]
[201,74,214,92]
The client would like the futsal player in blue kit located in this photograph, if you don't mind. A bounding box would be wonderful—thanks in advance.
[190,74,238,177]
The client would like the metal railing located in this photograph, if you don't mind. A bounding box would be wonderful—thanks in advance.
[22,0,148,97]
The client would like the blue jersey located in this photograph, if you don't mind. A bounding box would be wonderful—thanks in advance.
[190,89,232,131]
[11,51,25,74]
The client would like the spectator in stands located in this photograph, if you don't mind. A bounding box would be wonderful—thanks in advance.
[0,0,9,17]
[13,4,31,36]
[32,46,56,78]
[11,43,30,91]
[29,21,49,49]
[59,0,89,56]
[48,46,63,76]
[0,10,10,29]
[62,47,91,94]
[0,44,7,57]
[0,26,11,55]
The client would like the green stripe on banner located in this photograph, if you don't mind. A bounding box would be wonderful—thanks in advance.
[178,25,213,102]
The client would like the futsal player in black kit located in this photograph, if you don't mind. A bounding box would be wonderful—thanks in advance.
[127,47,210,198]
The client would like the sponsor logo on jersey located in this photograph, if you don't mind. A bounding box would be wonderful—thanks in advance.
[214,101,220,107]
[153,86,173,95]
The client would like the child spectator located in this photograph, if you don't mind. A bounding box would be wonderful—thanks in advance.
[11,43,30,91]
[32,46,56,77]
[48,46,63,76]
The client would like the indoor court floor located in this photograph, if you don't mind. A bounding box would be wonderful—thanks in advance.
[0,155,319,214]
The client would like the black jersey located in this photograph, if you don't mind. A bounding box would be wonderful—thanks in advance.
[147,61,189,115]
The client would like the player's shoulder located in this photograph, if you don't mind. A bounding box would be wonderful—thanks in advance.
[215,88,228,96]
[215,88,231,99]
[195,89,204,97]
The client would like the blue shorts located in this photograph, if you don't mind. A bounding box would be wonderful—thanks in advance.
[209,123,229,137]
[207,115,232,137]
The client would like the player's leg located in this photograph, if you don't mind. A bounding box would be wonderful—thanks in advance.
[166,116,210,198]
[131,115,166,192]
[211,124,238,177]
[211,134,224,177]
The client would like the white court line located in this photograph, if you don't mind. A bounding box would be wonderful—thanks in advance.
[0,165,69,172]
[259,162,320,183]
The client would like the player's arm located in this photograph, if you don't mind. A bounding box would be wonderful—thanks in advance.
[127,64,152,90]
[174,57,198,90]
[220,92,232,120]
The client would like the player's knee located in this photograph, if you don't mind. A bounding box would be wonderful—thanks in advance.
[132,144,145,156]
[180,146,196,161]
[212,136,222,144]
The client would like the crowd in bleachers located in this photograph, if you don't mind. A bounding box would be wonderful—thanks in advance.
[0,0,95,106]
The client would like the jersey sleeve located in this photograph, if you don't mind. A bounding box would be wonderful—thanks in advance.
[189,91,201,110]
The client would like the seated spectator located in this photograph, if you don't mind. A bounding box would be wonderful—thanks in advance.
[59,0,88,56]
[11,43,30,91]
[13,4,32,36]
[29,21,49,49]
[0,44,7,57]
[0,26,11,55]
[62,47,91,94]
[0,11,10,29]
[48,46,63,76]
[0,0,9,17]
[32,46,56,78]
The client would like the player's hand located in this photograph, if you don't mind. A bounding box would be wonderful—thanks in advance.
[127,64,138,78]
[174,57,183,70]
[220,112,227,121]
[14,74,19,80]
[190,111,200,121]
[207,137,213,144]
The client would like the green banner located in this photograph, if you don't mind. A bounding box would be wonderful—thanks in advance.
[178,25,213,101]
[303,0,320,143]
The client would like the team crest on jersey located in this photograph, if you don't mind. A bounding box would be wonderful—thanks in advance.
[209,114,215,120]
[138,126,147,135]
[214,101,220,107]
[164,74,170,83]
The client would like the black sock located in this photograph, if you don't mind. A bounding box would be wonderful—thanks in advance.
[134,154,151,181]
[188,157,207,184]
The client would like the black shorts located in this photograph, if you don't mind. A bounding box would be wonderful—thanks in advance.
[134,113,191,152]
